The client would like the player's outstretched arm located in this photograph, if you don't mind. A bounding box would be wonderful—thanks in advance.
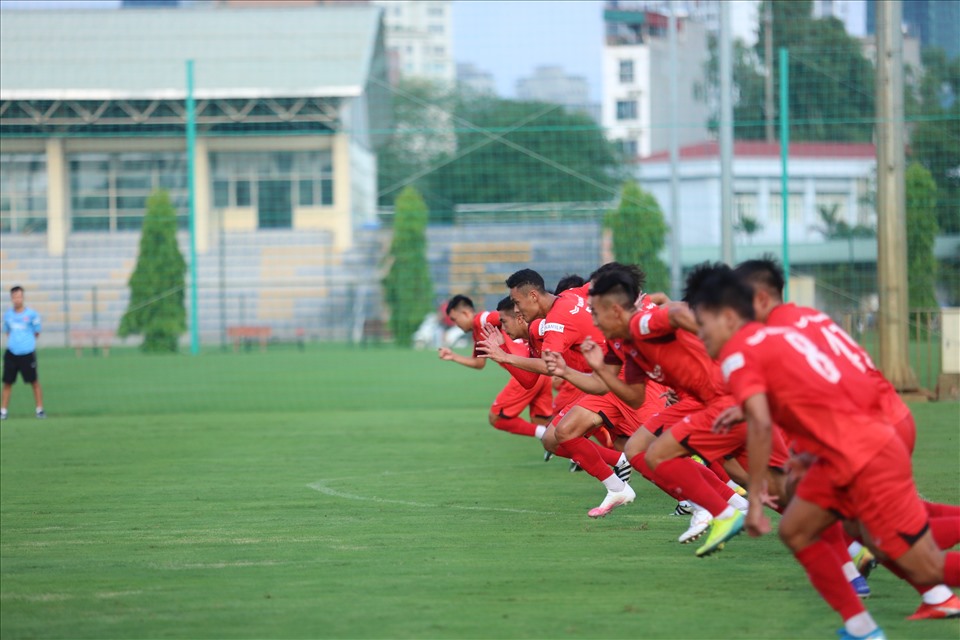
[477,336,549,375]
[743,394,774,537]
[438,346,486,369]
[665,301,700,335]
[543,351,608,395]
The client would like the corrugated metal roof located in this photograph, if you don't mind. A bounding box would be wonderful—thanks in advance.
[0,5,383,100]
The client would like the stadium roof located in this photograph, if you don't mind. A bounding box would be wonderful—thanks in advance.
[0,5,384,101]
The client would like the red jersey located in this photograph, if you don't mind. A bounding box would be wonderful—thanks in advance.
[603,335,690,406]
[619,303,727,405]
[719,321,896,484]
[533,291,606,374]
[471,310,501,358]
[766,303,906,421]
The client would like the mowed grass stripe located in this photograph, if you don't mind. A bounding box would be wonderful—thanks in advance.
[1,347,957,639]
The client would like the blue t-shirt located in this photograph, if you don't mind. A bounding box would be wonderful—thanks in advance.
[3,307,41,355]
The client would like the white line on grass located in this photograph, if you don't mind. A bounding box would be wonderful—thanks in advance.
[306,480,560,515]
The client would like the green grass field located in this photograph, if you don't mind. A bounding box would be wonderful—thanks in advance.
[1,346,958,639]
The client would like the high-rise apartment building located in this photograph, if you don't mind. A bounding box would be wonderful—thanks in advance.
[866,0,959,59]
[602,4,711,158]
[372,0,454,84]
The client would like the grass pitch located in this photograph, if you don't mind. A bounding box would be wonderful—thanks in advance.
[1,345,958,639]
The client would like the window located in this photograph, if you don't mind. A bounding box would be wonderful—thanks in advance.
[616,100,638,120]
[67,152,187,232]
[616,139,638,158]
[428,24,444,34]
[428,5,444,17]
[619,59,634,84]
[768,192,804,225]
[433,46,446,56]
[235,180,252,207]
[210,150,335,229]
[0,154,47,233]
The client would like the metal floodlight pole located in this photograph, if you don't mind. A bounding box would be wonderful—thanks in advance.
[779,48,790,301]
[719,0,734,265]
[186,59,200,355]
[764,1,775,142]
[668,7,682,299]
[875,0,917,390]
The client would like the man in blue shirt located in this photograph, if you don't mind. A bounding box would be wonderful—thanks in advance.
[2,286,44,420]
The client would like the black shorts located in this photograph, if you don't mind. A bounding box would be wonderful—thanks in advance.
[3,350,38,384]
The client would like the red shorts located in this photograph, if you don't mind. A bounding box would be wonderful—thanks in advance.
[555,392,642,438]
[669,398,789,469]
[796,435,928,560]
[552,379,585,416]
[640,397,704,436]
[491,375,553,421]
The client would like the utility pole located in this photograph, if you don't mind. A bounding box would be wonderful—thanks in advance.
[875,0,917,391]
[764,1,775,142]
[719,0,734,264]
[668,7,682,299]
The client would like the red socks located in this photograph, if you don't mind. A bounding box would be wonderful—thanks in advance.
[642,456,729,516]
[795,540,866,620]
[946,552,960,586]
[555,437,618,481]
[492,416,539,437]
[930,516,960,550]
[820,522,853,563]
[925,502,960,519]
[694,462,736,501]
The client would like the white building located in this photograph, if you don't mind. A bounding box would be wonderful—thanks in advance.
[635,141,877,250]
[373,0,454,84]
[516,66,590,107]
[456,62,497,97]
[602,6,712,158]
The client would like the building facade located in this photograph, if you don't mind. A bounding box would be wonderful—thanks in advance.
[372,0,454,84]
[0,5,388,255]
[635,141,877,249]
[866,0,959,59]
[602,5,712,158]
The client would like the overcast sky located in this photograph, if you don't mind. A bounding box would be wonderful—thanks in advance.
[1,0,867,101]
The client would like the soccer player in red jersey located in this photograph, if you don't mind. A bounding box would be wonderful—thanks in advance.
[477,268,635,517]
[731,256,960,619]
[440,295,552,439]
[689,264,960,639]
[576,269,782,556]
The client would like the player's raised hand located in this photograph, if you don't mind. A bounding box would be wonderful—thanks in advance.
[479,322,505,346]
[543,350,567,377]
[438,347,455,361]
[476,336,507,362]
[712,405,744,433]
[580,336,604,370]
[647,292,671,305]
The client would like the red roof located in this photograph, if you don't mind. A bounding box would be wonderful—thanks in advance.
[638,141,877,163]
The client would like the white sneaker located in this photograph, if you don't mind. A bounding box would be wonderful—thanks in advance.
[678,507,712,543]
[587,483,636,518]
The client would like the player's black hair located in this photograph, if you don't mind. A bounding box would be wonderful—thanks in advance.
[589,270,639,308]
[588,262,646,290]
[445,294,474,315]
[505,269,546,293]
[686,264,756,320]
[554,274,586,295]
[733,255,786,298]
[10,286,24,295]
[496,296,515,313]
[682,261,729,303]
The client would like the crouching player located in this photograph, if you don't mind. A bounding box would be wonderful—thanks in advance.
[441,295,552,439]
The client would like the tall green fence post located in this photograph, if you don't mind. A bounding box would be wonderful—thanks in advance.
[186,59,200,354]
[779,47,790,301]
